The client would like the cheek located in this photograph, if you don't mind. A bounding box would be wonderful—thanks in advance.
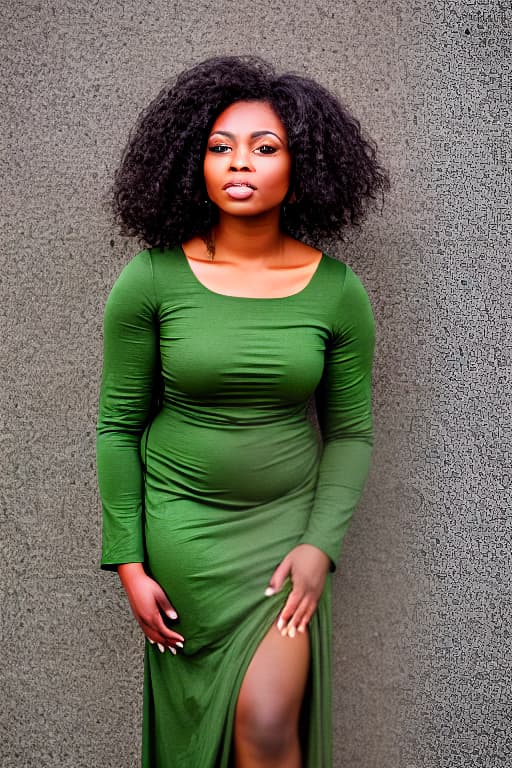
[268,161,292,193]
[203,160,222,197]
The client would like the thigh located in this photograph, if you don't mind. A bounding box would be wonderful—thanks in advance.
[235,621,310,733]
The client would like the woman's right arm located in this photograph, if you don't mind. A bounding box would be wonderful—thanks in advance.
[97,250,158,568]
[97,250,183,650]
[117,563,184,651]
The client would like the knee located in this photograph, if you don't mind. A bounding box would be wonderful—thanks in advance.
[235,698,297,759]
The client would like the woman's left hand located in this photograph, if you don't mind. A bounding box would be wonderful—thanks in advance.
[265,544,331,637]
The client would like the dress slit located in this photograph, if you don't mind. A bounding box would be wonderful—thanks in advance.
[216,577,332,768]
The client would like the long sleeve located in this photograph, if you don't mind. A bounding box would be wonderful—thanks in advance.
[299,264,375,568]
[96,250,159,570]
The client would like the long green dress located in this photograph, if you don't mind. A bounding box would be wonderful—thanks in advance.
[97,246,374,767]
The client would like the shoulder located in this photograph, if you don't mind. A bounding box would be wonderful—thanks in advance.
[104,249,158,320]
[321,253,374,337]
[145,245,184,285]
[108,246,183,299]
[320,252,348,282]
[321,253,371,300]
[109,248,153,293]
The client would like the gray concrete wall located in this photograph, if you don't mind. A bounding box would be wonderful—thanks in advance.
[1,1,509,766]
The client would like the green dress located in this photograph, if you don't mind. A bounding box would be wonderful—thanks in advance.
[97,246,374,767]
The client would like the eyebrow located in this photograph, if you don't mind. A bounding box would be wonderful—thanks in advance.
[209,130,285,144]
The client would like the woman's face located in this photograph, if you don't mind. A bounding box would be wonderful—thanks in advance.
[203,100,292,219]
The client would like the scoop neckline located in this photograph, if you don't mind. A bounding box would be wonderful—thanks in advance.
[179,245,326,301]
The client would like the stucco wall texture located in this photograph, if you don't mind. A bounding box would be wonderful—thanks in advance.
[1,1,509,766]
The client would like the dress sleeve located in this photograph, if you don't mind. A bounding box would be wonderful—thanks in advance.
[96,250,159,570]
[299,264,375,568]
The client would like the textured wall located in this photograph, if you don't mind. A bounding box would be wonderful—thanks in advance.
[397,3,511,765]
[1,1,509,767]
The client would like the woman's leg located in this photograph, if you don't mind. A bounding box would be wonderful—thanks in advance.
[233,622,310,768]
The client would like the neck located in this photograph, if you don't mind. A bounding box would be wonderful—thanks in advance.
[210,210,286,265]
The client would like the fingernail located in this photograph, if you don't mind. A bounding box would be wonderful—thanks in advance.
[289,626,296,638]
[169,646,177,655]
[148,638,155,645]
[281,628,288,637]
[166,610,178,620]
[175,641,184,649]
[298,625,305,634]
[157,643,165,653]
[277,617,284,631]
[264,587,275,597]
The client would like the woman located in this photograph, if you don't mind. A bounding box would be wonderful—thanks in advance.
[97,55,388,768]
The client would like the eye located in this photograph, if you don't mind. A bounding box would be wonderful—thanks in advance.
[208,144,231,153]
[254,144,278,155]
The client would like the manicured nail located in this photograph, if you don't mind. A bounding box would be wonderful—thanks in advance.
[175,641,184,649]
[277,617,284,631]
[298,625,305,634]
[166,610,178,620]
[264,587,275,597]
[157,643,165,653]
[148,638,155,645]
[288,626,296,638]
[169,646,177,655]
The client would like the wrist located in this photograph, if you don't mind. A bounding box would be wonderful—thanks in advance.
[297,540,333,571]
[117,562,146,588]
[298,544,331,571]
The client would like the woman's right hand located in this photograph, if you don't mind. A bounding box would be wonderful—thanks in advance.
[117,563,184,654]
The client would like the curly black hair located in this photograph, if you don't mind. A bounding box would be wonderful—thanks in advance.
[111,56,389,248]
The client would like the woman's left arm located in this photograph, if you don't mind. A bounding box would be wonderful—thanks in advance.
[266,264,375,636]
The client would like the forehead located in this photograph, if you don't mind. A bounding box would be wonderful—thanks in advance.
[209,101,287,137]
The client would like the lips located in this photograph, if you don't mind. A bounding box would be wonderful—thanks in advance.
[222,181,256,190]
[223,181,256,200]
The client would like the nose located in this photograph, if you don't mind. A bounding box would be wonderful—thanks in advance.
[229,145,253,171]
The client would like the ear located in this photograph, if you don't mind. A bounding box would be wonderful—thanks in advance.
[286,189,297,204]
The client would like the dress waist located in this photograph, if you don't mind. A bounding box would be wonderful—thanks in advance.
[142,407,321,505]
